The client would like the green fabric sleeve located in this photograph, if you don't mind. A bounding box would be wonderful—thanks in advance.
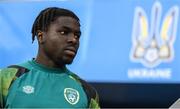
[0,69,3,108]
[89,98,100,109]
[0,68,18,108]
[89,93,100,109]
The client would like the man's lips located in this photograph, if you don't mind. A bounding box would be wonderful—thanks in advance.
[64,47,76,56]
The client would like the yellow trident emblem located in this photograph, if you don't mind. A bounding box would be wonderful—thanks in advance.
[130,1,179,67]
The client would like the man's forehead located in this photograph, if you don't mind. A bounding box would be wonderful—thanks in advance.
[52,16,80,26]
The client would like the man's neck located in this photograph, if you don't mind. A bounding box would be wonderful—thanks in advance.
[35,51,65,69]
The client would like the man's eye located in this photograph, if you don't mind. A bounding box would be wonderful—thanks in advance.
[74,32,81,39]
[59,31,68,35]
[60,31,65,35]
[74,34,80,39]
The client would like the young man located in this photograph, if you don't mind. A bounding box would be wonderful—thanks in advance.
[0,7,100,108]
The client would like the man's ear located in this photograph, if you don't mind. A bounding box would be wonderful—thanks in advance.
[37,31,44,44]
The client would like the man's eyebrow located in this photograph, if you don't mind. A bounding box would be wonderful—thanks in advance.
[61,26,81,35]
[61,26,71,30]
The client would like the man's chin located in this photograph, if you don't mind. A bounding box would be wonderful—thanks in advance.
[54,57,74,66]
[64,58,74,65]
[57,56,75,65]
[66,61,73,65]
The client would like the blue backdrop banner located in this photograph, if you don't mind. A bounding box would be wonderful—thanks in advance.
[0,0,180,83]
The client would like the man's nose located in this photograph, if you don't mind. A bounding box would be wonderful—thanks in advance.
[67,33,78,44]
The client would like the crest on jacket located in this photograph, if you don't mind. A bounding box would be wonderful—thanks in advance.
[64,88,79,105]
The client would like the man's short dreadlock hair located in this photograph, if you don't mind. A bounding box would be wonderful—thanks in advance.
[31,7,80,43]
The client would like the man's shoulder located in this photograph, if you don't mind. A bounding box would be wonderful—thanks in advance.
[0,67,18,77]
[66,69,90,86]
[17,60,32,69]
[66,70,100,108]
[0,60,30,77]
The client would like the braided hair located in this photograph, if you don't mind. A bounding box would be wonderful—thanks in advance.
[31,7,80,43]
